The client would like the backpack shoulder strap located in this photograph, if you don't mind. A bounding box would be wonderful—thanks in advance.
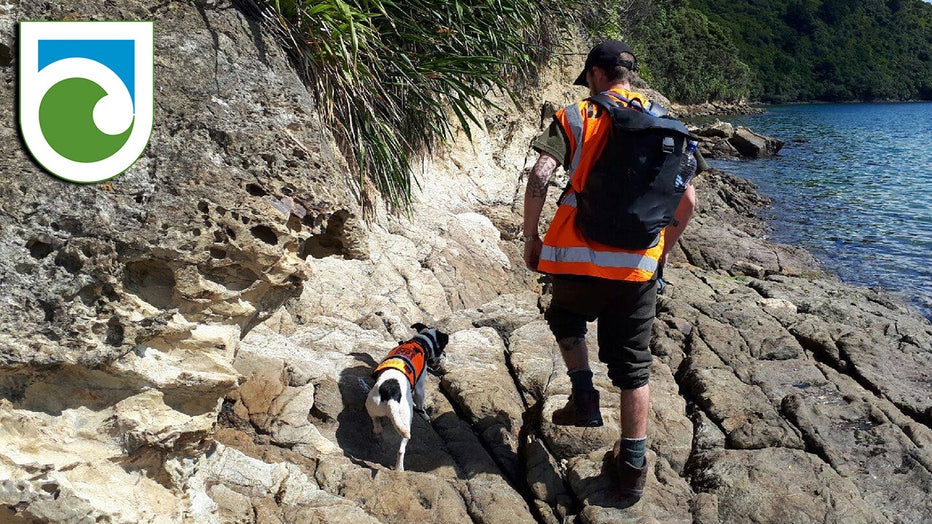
[587,93,622,118]
[593,90,673,118]
[589,93,690,135]
[588,91,655,123]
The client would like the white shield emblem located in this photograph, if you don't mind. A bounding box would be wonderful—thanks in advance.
[19,21,153,183]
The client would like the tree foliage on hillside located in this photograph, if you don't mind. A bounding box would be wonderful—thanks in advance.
[687,0,932,102]
[576,0,753,103]
[633,2,754,103]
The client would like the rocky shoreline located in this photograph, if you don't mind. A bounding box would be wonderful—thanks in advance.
[1,2,930,523]
[671,101,766,118]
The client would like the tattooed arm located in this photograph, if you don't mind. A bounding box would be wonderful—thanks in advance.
[522,153,559,271]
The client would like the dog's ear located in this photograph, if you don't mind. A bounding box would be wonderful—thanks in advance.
[436,331,450,350]
[410,322,428,333]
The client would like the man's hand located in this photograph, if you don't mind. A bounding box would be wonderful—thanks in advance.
[523,235,543,272]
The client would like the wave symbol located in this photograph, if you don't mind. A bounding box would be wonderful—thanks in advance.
[36,57,134,164]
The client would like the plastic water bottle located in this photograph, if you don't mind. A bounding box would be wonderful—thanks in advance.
[676,140,698,190]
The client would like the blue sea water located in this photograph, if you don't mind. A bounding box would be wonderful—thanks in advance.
[706,103,932,320]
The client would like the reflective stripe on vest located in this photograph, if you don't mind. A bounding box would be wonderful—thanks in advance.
[565,102,585,175]
[540,245,658,272]
[540,87,664,282]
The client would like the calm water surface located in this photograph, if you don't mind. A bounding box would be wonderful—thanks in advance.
[707,103,932,320]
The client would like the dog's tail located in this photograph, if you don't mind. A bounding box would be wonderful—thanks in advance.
[388,400,411,439]
[378,379,411,439]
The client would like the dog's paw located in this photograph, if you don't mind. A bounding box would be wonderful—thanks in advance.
[427,354,448,375]
[414,406,431,423]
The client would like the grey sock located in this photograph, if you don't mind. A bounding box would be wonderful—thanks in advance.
[621,437,647,468]
[568,369,595,392]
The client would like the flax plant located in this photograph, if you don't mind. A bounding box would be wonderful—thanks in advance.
[256,0,541,210]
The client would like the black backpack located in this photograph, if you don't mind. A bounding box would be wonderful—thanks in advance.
[574,93,693,250]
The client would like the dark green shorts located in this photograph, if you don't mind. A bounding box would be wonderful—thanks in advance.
[544,275,657,389]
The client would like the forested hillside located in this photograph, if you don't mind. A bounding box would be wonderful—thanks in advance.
[685,0,932,102]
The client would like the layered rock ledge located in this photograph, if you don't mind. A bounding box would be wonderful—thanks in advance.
[1,2,930,523]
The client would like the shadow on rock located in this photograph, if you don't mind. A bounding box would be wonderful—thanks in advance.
[570,450,642,511]
[334,358,460,474]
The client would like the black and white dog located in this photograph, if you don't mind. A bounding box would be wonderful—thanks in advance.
[365,323,449,471]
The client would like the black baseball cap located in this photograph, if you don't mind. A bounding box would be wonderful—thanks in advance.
[573,40,638,87]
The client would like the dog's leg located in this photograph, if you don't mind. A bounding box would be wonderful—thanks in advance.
[372,417,382,438]
[396,436,408,471]
[413,377,430,422]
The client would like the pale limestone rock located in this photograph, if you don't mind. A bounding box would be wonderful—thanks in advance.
[452,212,512,269]
[0,391,208,523]
[112,389,217,452]
[507,321,563,402]
[111,319,242,412]
[444,291,542,340]
[339,468,471,523]
[204,484,244,524]
[192,443,378,523]
[758,297,798,312]
[648,361,693,474]
[439,328,526,478]
[426,390,537,523]
[297,224,453,325]
[269,384,316,428]
[1,1,344,520]
[228,341,340,455]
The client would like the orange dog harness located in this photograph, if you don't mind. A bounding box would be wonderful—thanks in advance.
[374,339,428,387]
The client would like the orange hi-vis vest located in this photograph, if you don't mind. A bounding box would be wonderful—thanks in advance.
[537,87,665,282]
[374,339,428,387]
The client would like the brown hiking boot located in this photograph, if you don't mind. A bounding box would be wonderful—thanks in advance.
[612,440,648,500]
[551,389,603,427]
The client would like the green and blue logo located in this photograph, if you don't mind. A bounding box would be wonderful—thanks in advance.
[19,21,153,183]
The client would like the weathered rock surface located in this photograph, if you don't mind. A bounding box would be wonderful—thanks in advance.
[690,448,890,523]
[1,2,931,524]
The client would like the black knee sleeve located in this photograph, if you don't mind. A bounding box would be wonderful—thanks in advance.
[545,304,589,340]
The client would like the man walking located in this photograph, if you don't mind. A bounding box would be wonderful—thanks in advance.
[521,40,697,501]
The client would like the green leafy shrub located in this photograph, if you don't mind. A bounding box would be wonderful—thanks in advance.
[255,0,545,210]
